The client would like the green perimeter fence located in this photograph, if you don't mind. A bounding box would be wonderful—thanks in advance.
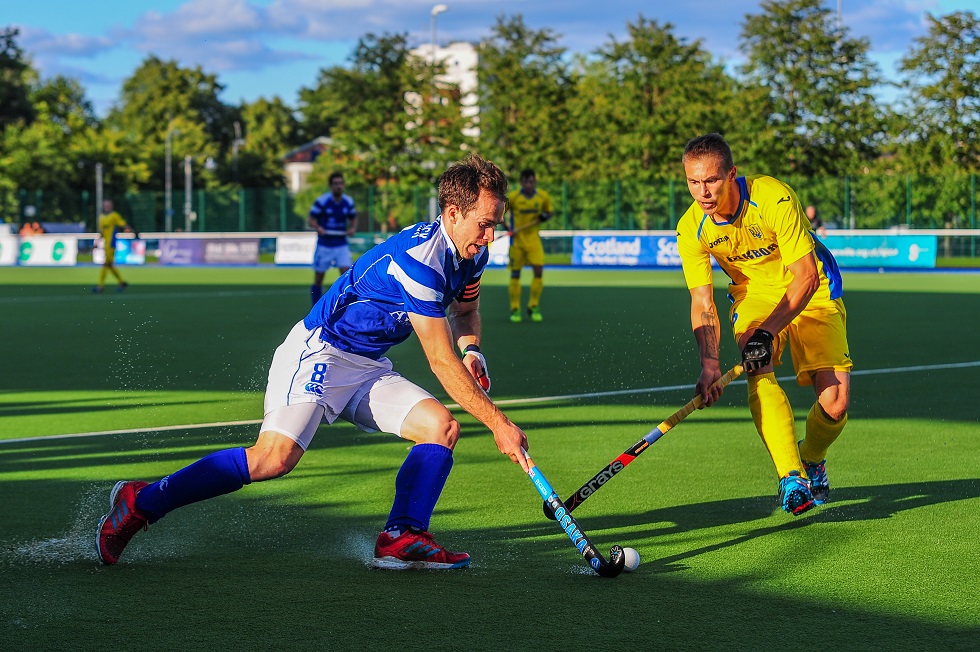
[5,173,980,235]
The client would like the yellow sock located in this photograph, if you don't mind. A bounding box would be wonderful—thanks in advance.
[747,373,804,478]
[111,266,125,284]
[529,277,543,309]
[799,402,847,463]
[98,266,108,286]
[508,278,521,311]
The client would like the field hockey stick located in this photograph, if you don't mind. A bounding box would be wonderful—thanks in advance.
[523,448,626,578]
[545,364,744,519]
[505,219,539,238]
[320,229,350,236]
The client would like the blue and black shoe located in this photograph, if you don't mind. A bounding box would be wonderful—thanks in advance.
[803,459,829,505]
[778,470,815,516]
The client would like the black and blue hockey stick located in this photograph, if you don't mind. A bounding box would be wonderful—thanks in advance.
[523,449,625,578]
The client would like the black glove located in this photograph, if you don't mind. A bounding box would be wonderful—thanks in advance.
[741,329,774,372]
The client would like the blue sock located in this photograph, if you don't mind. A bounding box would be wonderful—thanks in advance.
[136,447,251,523]
[310,284,323,305]
[384,443,453,533]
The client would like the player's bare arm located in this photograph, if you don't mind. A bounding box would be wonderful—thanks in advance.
[690,284,724,406]
[409,312,529,471]
[346,213,357,236]
[448,298,488,384]
[307,215,325,236]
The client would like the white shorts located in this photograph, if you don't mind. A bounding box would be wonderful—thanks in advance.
[312,244,352,273]
[260,321,435,449]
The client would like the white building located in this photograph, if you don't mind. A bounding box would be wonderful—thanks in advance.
[410,41,479,139]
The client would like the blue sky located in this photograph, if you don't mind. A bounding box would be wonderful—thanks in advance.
[6,0,976,115]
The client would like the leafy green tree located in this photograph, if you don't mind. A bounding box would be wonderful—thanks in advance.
[569,17,732,180]
[0,27,35,131]
[298,33,469,229]
[477,15,575,179]
[559,17,734,229]
[895,11,980,174]
[106,56,236,190]
[237,96,299,187]
[738,0,886,176]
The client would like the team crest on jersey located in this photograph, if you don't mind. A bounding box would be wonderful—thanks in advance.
[748,224,764,239]
[389,310,410,324]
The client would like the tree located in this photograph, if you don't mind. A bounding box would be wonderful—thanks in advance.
[568,16,732,182]
[298,33,470,228]
[237,96,300,187]
[0,27,35,131]
[895,11,980,173]
[106,56,236,191]
[477,15,575,179]
[738,0,886,176]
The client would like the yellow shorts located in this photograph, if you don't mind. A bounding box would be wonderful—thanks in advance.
[730,290,852,386]
[509,235,544,270]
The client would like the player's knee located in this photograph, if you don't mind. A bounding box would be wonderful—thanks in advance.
[406,412,459,448]
[422,414,459,448]
[246,437,303,481]
[820,399,848,423]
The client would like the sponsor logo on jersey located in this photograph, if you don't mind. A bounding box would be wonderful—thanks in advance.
[726,243,779,263]
[708,235,730,248]
[304,382,324,396]
[777,196,791,204]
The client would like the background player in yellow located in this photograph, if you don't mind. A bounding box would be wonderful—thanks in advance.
[94,199,133,294]
[506,169,552,322]
[675,133,852,516]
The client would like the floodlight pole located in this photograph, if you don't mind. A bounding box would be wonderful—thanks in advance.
[165,125,180,232]
[430,4,448,104]
[184,155,193,232]
[95,163,104,219]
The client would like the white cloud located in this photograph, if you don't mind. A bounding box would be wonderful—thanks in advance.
[16,25,114,58]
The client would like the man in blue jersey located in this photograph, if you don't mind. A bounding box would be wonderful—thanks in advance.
[97,154,530,570]
[308,171,358,305]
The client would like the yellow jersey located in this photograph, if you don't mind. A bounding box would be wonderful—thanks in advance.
[98,211,127,249]
[676,175,843,305]
[507,188,552,242]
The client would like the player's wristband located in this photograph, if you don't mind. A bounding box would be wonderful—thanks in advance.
[461,344,481,357]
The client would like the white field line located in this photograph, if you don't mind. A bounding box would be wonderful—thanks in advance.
[0,289,295,304]
[2,360,978,446]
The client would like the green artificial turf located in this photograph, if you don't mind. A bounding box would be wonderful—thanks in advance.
[1,265,978,650]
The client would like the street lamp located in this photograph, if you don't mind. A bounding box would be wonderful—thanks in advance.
[95,163,104,219]
[430,4,448,68]
[183,155,217,231]
[165,125,180,232]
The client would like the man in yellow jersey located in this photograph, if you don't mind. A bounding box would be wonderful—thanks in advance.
[94,199,132,294]
[506,169,552,322]
[676,133,851,515]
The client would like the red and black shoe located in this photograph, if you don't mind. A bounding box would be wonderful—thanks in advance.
[371,527,470,570]
[96,481,150,564]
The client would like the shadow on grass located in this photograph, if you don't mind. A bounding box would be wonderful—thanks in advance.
[0,473,976,651]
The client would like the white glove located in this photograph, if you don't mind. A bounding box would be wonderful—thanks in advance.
[462,345,491,392]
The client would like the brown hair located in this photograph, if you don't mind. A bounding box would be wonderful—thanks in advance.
[438,154,508,216]
[682,133,735,171]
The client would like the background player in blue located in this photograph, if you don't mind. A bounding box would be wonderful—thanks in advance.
[97,154,531,570]
[308,171,357,305]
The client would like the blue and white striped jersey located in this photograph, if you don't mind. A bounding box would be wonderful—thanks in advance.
[310,192,356,247]
[304,218,488,359]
